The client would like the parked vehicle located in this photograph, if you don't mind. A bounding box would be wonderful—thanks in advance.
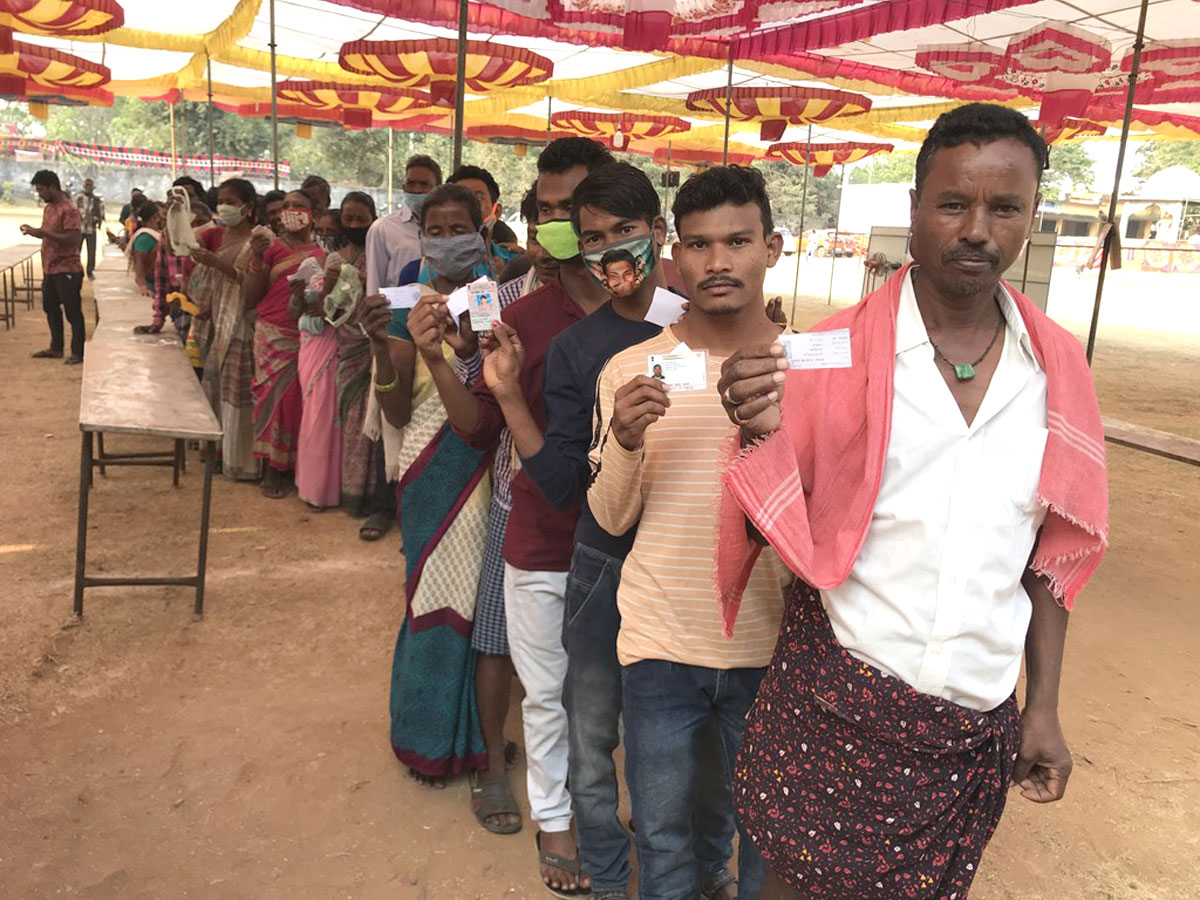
[812,229,856,257]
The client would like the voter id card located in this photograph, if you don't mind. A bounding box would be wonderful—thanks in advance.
[779,328,852,370]
[647,342,708,392]
[467,279,501,333]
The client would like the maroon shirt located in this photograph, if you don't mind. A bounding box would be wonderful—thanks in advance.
[453,280,584,572]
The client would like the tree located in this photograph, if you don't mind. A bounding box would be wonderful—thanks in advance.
[1134,140,1200,179]
[1041,142,1094,200]
[849,150,917,185]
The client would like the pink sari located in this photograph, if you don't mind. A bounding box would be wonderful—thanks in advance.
[296,323,342,507]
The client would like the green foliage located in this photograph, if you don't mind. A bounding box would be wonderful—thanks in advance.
[1042,142,1094,200]
[1134,140,1200,179]
[848,150,917,185]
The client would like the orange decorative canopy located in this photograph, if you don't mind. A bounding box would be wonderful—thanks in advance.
[224,101,345,130]
[467,123,573,146]
[651,145,762,167]
[550,111,690,150]
[338,38,553,107]
[767,141,892,176]
[686,86,871,141]
[0,0,123,36]
[0,31,110,93]
[276,81,433,128]
[1039,117,1106,144]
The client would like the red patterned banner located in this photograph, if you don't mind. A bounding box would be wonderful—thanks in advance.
[0,136,290,177]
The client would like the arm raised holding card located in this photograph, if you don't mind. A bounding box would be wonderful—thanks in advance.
[407,296,487,434]
[483,322,548,459]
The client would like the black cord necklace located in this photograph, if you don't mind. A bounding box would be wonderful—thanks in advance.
[928,300,1005,381]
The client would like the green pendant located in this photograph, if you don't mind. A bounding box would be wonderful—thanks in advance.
[954,363,976,381]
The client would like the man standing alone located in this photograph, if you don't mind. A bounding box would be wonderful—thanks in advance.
[24,170,85,364]
[75,178,104,280]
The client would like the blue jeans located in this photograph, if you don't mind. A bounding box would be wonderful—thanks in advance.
[623,659,768,900]
[563,545,736,898]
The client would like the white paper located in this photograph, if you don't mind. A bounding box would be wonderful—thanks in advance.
[446,285,470,320]
[647,342,708,392]
[467,279,501,332]
[644,287,687,327]
[381,285,421,309]
[779,329,853,370]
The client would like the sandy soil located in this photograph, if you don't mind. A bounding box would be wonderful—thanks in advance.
[0,233,1197,899]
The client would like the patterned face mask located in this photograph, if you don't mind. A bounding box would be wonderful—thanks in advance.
[280,208,313,233]
[582,234,656,299]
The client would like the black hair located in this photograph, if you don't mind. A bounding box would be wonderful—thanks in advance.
[31,170,60,190]
[419,183,482,230]
[915,103,1048,196]
[570,162,659,235]
[219,177,256,207]
[672,165,773,236]
[284,189,314,208]
[449,165,501,202]
[600,247,637,271]
[190,201,212,221]
[135,201,160,224]
[262,189,285,205]
[172,175,205,199]
[537,137,615,175]
[341,190,377,220]
[406,154,443,185]
[519,182,538,223]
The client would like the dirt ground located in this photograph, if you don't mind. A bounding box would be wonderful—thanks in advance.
[0,231,1197,899]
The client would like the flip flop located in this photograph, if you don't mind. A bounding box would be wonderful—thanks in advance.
[359,509,392,542]
[535,831,591,899]
[470,772,523,835]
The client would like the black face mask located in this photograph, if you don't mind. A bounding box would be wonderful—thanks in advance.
[343,226,369,247]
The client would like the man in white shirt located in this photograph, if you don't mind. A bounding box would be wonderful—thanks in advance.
[717,104,1108,899]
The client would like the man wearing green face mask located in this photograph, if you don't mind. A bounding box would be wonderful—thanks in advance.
[415,137,616,896]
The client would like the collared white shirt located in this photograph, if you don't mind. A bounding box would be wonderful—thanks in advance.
[821,271,1049,711]
[365,206,421,295]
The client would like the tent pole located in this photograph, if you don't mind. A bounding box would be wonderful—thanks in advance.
[722,40,734,165]
[269,0,280,190]
[387,127,394,214]
[452,0,467,171]
[790,123,813,323]
[206,57,216,190]
[664,141,673,214]
[546,94,552,142]
[169,101,178,180]
[827,163,847,306]
[1087,0,1149,365]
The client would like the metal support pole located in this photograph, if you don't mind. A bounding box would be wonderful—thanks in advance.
[664,141,673,215]
[169,101,178,180]
[827,164,847,306]
[195,441,216,617]
[206,57,216,189]
[452,0,468,171]
[790,123,813,323]
[386,127,394,214]
[722,41,734,165]
[73,431,93,617]
[546,94,552,142]
[1086,0,1150,365]
[269,0,280,190]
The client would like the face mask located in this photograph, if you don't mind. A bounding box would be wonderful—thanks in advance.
[343,225,369,247]
[483,201,500,229]
[536,219,581,261]
[583,233,657,299]
[281,208,312,233]
[404,192,428,218]
[216,204,246,227]
[421,232,488,282]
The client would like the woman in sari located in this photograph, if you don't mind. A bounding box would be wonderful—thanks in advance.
[191,178,259,480]
[324,191,379,516]
[358,184,495,788]
[242,190,324,499]
[129,203,167,334]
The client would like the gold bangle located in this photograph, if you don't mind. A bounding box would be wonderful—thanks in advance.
[374,373,400,393]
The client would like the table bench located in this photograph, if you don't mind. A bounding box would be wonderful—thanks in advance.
[75,254,222,617]
[0,243,40,330]
[1103,417,1200,467]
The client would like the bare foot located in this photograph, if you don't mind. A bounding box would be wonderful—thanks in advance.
[406,767,446,789]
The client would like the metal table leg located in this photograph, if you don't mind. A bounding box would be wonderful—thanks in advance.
[195,441,216,617]
[74,431,94,618]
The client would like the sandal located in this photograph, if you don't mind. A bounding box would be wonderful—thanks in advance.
[358,509,393,542]
[536,831,591,899]
[470,772,523,835]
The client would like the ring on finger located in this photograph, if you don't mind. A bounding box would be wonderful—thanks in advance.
[722,386,737,406]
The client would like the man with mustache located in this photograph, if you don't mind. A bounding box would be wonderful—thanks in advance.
[717,103,1109,899]
[587,165,790,900]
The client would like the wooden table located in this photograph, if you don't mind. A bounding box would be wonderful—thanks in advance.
[75,259,222,617]
[0,243,40,330]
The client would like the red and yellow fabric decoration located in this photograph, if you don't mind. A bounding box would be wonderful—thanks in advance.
[0,0,123,36]
[1126,40,1200,104]
[685,86,871,141]
[767,141,892,176]
[277,81,433,128]
[550,110,689,150]
[338,38,552,107]
[1006,22,1111,75]
[0,31,110,107]
[650,145,762,167]
[1038,118,1106,144]
[915,42,1006,82]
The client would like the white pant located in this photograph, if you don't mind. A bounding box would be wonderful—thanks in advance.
[504,562,572,833]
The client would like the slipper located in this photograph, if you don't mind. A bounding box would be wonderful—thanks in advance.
[536,831,591,899]
[359,509,392,542]
[471,772,523,835]
[31,348,62,359]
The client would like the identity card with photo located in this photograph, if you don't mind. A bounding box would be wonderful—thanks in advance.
[647,342,708,392]
[779,328,852,370]
[467,277,501,333]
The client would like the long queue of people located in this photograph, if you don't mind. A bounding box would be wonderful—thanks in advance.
[29,101,1109,900]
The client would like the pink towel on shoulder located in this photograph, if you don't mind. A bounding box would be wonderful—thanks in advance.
[717,264,1109,636]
